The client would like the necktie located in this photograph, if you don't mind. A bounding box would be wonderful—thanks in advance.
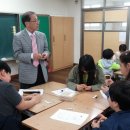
[31,34,39,67]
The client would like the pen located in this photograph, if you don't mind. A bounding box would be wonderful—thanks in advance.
[92,95,98,99]
[61,89,64,92]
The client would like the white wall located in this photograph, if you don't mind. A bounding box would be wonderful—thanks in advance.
[0,0,81,75]
[65,0,81,63]
[0,0,68,15]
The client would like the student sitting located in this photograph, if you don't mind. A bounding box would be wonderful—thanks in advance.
[67,54,105,91]
[102,50,130,97]
[0,61,42,130]
[113,44,127,64]
[98,49,120,77]
[91,80,130,130]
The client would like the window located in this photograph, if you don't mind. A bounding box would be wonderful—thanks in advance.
[84,23,102,30]
[105,22,127,31]
[82,0,104,9]
[106,0,130,7]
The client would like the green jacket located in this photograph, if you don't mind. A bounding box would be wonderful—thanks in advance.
[67,65,105,91]
[98,59,120,76]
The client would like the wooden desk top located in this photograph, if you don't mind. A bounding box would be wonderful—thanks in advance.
[23,90,109,130]
[26,81,66,114]
[76,91,109,111]
[23,101,103,130]
[32,81,66,95]
[29,93,62,114]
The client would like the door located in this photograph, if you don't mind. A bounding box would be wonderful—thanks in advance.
[51,17,64,70]
[63,17,74,67]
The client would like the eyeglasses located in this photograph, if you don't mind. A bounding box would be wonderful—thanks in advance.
[29,20,40,23]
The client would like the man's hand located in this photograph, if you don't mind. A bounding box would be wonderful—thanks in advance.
[41,53,48,60]
[33,53,42,60]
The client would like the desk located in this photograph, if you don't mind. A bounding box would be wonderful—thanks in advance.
[23,101,103,130]
[29,93,62,114]
[22,87,109,130]
[75,91,109,111]
[32,81,66,95]
[23,82,65,114]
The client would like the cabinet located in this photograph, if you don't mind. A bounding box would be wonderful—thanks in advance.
[50,16,74,71]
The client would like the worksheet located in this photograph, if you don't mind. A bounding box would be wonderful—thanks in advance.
[50,109,89,125]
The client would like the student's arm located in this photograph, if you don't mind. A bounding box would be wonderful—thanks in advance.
[66,65,79,90]
[92,116,113,130]
[4,84,42,111]
[91,66,105,91]
[97,59,103,69]
[110,62,120,70]
[16,94,42,111]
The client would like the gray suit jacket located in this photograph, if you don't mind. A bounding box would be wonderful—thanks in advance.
[13,29,50,84]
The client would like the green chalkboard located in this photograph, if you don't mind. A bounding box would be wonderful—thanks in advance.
[0,13,19,59]
[20,15,51,51]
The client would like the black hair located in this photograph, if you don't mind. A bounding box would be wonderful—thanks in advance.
[78,54,96,85]
[120,51,130,80]
[109,81,130,111]
[0,61,11,74]
[22,11,36,27]
[102,49,114,59]
[119,44,127,52]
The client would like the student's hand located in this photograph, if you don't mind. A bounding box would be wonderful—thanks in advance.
[84,85,92,91]
[33,53,42,60]
[105,79,113,86]
[31,94,42,104]
[101,85,109,93]
[23,94,33,101]
[91,119,101,128]
[76,84,85,91]
[97,114,107,122]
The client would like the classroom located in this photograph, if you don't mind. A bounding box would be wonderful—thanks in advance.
[0,0,130,130]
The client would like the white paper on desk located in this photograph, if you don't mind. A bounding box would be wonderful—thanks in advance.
[50,109,89,125]
[51,88,77,97]
[100,90,107,99]
[18,89,44,96]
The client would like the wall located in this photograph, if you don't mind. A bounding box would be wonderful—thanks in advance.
[66,0,81,63]
[0,0,81,75]
[0,0,68,15]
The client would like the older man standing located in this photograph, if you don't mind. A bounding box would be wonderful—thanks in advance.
[13,11,50,89]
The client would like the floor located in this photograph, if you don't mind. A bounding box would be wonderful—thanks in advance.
[48,67,71,83]
[11,67,72,90]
